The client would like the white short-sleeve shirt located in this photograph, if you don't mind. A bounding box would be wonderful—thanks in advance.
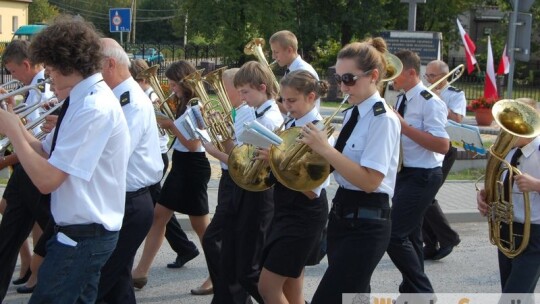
[144,87,170,153]
[113,77,163,191]
[333,92,401,197]
[254,99,284,132]
[26,70,54,132]
[42,73,130,231]
[440,85,467,119]
[288,56,320,110]
[504,136,540,224]
[395,82,449,168]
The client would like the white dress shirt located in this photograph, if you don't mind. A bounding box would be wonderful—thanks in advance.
[440,85,467,119]
[333,91,401,197]
[43,73,130,231]
[113,77,163,191]
[395,82,449,168]
[504,136,540,224]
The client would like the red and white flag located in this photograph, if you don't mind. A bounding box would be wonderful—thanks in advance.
[484,36,498,99]
[457,18,477,74]
[497,44,510,75]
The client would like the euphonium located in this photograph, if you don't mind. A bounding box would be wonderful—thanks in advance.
[137,65,176,135]
[183,68,235,153]
[268,95,350,192]
[244,38,280,92]
[482,99,540,258]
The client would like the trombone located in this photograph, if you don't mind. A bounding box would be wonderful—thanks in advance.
[0,79,51,111]
[427,64,465,92]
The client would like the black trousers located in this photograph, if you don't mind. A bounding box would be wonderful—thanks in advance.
[203,170,250,304]
[498,223,540,294]
[220,185,274,304]
[423,147,460,250]
[0,165,51,302]
[97,188,154,303]
[311,189,391,304]
[149,153,198,256]
[387,167,442,293]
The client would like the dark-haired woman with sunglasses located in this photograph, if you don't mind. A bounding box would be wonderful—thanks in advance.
[299,37,401,303]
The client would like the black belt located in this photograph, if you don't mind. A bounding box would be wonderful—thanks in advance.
[333,187,390,220]
[333,204,391,220]
[54,223,110,238]
[126,186,149,199]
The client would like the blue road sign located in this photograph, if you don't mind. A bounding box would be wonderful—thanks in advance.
[109,8,131,32]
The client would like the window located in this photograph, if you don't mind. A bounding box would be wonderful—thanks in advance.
[12,16,18,33]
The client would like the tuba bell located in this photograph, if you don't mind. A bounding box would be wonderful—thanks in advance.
[482,99,540,258]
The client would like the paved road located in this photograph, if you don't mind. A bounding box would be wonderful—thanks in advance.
[4,222,540,303]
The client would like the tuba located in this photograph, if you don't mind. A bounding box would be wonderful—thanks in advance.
[137,65,177,135]
[244,38,280,92]
[182,68,235,153]
[482,99,540,258]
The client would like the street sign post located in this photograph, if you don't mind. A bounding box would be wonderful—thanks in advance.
[109,8,131,44]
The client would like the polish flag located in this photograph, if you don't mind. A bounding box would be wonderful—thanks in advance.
[497,44,510,75]
[484,36,498,99]
[457,18,477,74]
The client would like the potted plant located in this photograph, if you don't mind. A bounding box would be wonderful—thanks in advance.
[467,96,499,126]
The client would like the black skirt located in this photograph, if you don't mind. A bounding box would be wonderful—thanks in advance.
[262,182,328,278]
[159,150,211,216]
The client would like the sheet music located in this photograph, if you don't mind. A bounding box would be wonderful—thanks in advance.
[445,120,487,155]
[238,120,283,149]
[175,111,211,143]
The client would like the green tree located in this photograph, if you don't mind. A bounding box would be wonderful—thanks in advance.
[29,0,59,24]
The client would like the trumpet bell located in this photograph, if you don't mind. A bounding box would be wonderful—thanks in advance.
[228,144,273,192]
[269,127,330,192]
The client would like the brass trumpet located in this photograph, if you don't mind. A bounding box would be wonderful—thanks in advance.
[0,98,64,153]
[0,79,51,111]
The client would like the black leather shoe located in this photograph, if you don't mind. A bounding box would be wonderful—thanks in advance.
[12,269,31,285]
[423,247,438,260]
[16,285,35,294]
[167,249,200,268]
[433,239,461,261]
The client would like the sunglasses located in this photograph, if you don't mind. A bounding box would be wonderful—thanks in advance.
[334,70,372,86]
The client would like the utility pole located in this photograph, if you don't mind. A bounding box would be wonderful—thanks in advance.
[184,12,188,46]
[131,0,137,43]
[400,0,426,31]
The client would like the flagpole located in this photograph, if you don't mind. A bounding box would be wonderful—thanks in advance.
[506,0,518,98]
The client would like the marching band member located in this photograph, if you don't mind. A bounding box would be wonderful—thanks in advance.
[257,70,330,304]
[387,50,448,296]
[0,39,53,301]
[269,30,320,111]
[96,38,163,303]
[132,60,212,293]
[0,15,130,302]
[477,98,540,304]
[300,38,401,303]
[422,60,464,260]
[201,68,253,301]
[219,61,283,303]
[129,58,201,271]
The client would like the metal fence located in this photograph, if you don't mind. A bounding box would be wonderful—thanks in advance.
[1,41,539,102]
